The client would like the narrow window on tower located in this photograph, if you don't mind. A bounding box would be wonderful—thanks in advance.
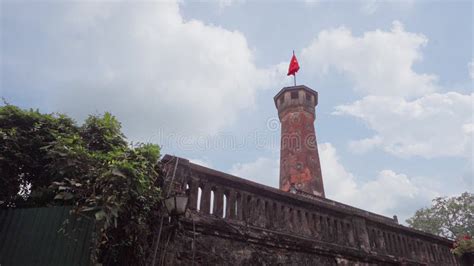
[291,91,298,99]
[306,92,311,101]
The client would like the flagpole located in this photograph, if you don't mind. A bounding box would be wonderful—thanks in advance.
[293,50,296,86]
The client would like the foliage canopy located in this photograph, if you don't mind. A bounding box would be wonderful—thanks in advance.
[406,192,474,240]
[0,103,163,265]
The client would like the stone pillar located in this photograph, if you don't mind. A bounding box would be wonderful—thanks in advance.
[274,85,325,197]
[352,217,371,252]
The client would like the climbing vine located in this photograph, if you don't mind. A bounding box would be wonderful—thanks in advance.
[0,103,164,265]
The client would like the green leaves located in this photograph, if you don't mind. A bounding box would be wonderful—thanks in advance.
[452,235,474,257]
[1,104,163,265]
[80,112,127,153]
[0,104,78,203]
[95,210,106,221]
[54,191,74,200]
[406,192,474,240]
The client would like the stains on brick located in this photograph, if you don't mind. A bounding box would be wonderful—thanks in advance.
[274,85,325,197]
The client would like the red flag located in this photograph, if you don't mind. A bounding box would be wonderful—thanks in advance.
[287,53,300,76]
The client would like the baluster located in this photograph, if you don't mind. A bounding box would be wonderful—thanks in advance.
[332,218,338,243]
[386,232,392,253]
[307,212,313,236]
[227,190,235,219]
[338,220,344,245]
[280,205,287,231]
[264,201,270,228]
[187,181,198,211]
[347,222,355,246]
[301,211,311,235]
[243,194,253,223]
[296,210,302,234]
[213,188,223,217]
[200,184,211,214]
[271,202,278,230]
[311,214,318,238]
[402,236,408,257]
[321,215,327,241]
[288,208,294,232]
[235,192,242,220]
[392,233,397,254]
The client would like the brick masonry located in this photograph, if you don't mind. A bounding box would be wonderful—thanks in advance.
[274,85,325,197]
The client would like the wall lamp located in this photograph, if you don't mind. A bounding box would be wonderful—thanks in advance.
[164,194,188,216]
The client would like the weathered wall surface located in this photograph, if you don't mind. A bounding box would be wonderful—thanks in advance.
[165,229,339,266]
[161,155,459,265]
[274,86,325,197]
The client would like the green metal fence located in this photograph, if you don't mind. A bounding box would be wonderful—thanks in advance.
[0,206,94,266]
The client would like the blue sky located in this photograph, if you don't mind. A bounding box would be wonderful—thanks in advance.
[1,0,473,223]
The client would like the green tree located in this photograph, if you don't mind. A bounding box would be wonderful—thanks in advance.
[0,103,163,265]
[0,104,78,202]
[406,192,474,239]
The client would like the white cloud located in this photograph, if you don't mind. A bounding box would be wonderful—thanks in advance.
[360,0,378,15]
[229,157,279,188]
[319,143,438,220]
[301,21,437,98]
[227,143,440,222]
[335,92,474,158]
[348,135,382,154]
[318,143,358,203]
[300,21,472,159]
[214,0,246,8]
[359,0,415,15]
[350,169,439,219]
[2,1,275,141]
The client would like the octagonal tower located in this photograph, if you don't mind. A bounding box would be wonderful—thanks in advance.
[274,85,325,197]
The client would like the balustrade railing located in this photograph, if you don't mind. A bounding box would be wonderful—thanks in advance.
[163,155,458,265]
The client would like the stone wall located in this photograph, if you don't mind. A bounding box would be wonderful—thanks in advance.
[161,155,459,265]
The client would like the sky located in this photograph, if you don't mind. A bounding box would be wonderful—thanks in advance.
[1,0,473,223]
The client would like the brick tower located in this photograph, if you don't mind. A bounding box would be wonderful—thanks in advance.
[274,85,325,197]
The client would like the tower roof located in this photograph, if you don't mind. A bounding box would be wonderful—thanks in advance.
[273,85,318,108]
